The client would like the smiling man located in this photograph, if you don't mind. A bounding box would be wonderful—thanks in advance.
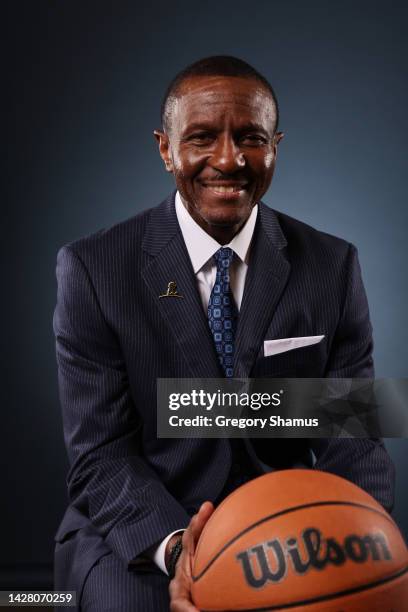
[53,56,395,611]
[155,72,282,245]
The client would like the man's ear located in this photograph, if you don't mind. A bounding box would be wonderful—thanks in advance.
[275,131,284,144]
[273,131,284,155]
[154,130,174,173]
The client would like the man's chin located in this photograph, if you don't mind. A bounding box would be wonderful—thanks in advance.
[204,215,246,228]
[180,191,255,232]
[199,200,254,224]
[199,205,249,225]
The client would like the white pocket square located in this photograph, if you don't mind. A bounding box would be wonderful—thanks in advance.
[264,335,325,357]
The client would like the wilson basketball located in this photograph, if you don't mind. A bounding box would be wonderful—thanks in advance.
[191,469,408,611]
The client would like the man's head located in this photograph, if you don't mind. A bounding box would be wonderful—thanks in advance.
[154,56,283,244]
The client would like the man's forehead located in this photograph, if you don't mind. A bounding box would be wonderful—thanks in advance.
[172,75,276,124]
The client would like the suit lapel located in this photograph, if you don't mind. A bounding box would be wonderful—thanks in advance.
[234,203,291,378]
[141,193,222,378]
[141,194,290,379]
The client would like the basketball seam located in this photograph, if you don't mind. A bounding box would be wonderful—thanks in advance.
[192,500,398,581]
[198,564,408,611]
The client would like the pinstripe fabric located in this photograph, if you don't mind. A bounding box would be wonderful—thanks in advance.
[80,553,170,612]
[53,191,395,611]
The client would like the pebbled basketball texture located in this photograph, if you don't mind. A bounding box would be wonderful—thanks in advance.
[191,469,408,611]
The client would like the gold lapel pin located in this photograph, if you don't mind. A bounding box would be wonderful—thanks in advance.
[159,281,184,299]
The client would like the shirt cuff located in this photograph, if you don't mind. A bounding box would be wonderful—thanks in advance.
[149,529,185,575]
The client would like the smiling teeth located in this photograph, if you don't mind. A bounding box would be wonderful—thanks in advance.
[208,186,241,193]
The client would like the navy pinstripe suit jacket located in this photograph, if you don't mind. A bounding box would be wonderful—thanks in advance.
[53,192,395,601]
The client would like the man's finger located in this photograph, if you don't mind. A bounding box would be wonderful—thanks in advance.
[169,561,200,612]
[170,597,199,612]
[190,501,214,545]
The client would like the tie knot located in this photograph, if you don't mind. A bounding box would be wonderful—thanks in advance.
[213,247,234,270]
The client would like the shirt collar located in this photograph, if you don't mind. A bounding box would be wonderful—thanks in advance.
[175,191,258,273]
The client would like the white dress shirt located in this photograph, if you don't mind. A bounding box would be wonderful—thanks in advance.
[175,191,257,312]
[150,191,258,574]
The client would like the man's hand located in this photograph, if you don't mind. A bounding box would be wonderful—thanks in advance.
[169,501,214,612]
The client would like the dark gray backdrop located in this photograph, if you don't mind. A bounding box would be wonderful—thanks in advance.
[5,0,407,588]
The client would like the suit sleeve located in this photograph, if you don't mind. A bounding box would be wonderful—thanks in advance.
[53,245,190,566]
[310,244,396,512]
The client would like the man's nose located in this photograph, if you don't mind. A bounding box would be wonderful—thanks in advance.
[210,135,245,173]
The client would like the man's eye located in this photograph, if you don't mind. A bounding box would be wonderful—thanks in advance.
[187,133,214,144]
[240,135,267,145]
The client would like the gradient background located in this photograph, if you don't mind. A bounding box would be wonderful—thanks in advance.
[5,0,407,588]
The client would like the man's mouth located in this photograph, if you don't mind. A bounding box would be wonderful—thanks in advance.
[201,182,248,197]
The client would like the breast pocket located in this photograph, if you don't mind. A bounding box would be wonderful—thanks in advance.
[252,338,328,378]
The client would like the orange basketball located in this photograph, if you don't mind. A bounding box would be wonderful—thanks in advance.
[191,469,408,611]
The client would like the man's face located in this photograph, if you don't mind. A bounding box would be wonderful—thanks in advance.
[155,75,283,241]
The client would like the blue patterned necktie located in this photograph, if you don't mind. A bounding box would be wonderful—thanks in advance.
[208,247,238,378]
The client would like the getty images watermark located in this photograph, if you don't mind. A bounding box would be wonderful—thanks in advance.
[166,388,318,430]
[168,388,283,410]
[157,378,408,438]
